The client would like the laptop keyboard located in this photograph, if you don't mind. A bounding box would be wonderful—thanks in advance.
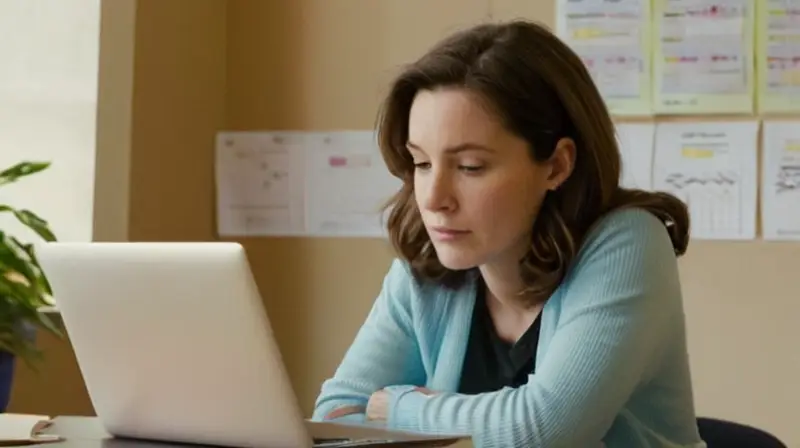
[313,437,394,447]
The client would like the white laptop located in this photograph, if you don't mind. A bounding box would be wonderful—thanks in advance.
[36,242,467,448]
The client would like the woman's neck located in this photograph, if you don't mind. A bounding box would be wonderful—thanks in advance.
[478,259,530,313]
[478,259,543,343]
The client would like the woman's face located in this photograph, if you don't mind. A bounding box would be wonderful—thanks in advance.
[407,87,572,271]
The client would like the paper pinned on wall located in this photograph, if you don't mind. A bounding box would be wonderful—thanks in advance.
[214,130,400,238]
[555,0,653,116]
[652,0,755,114]
[755,0,800,113]
[615,122,655,189]
[215,131,307,237]
[652,121,759,240]
[304,131,401,237]
[761,121,800,241]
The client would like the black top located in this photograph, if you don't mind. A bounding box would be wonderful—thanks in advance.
[457,279,542,395]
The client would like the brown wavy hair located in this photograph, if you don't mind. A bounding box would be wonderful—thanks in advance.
[377,20,690,303]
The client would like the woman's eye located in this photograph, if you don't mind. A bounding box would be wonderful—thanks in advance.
[459,165,484,173]
[413,162,431,170]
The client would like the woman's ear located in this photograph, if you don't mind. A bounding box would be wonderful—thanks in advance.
[547,137,576,191]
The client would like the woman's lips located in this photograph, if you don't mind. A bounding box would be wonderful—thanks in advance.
[430,226,471,241]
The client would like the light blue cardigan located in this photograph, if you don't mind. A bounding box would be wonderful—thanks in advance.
[312,209,706,448]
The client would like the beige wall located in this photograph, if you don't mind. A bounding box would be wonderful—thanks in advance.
[8,0,226,416]
[9,0,799,445]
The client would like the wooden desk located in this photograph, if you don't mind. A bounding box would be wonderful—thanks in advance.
[34,416,474,447]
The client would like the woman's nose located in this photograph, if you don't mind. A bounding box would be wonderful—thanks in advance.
[421,170,456,212]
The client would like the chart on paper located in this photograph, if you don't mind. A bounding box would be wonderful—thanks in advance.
[653,0,754,113]
[555,0,652,115]
[761,121,800,240]
[652,121,759,240]
[304,131,402,237]
[215,132,306,236]
[757,0,800,112]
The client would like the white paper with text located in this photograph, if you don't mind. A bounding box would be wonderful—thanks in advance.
[652,121,759,240]
[304,131,401,237]
[761,121,800,240]
[215,132,306,237]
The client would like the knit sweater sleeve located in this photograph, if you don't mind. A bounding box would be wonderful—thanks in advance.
[311,258,425,423]
[385,209,682,447]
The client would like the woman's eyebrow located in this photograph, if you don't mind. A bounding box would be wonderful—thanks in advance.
[405,141,496,153]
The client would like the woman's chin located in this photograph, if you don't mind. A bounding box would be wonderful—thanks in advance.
[434,248,482,271]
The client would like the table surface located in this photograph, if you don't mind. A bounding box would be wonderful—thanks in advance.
[36,417,207,447]
[34,416,474,447]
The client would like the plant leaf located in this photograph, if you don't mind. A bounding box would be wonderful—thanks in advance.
[0,235,41,292]
[0,330,42,371]
[0,233,50,304]
[0,160,62,366]
[0,276,47,311]
[32,312,61,338]
[0,162,50,187]
[13,238,52,296]
[0,206,57,242]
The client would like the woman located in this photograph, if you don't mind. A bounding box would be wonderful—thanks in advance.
[312,19,706,448]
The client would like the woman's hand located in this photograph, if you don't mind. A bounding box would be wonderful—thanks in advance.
[323,405,364,420]
[366,387,436,422]
[366,389,390,421]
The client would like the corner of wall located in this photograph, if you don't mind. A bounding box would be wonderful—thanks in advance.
[92,0,137,242]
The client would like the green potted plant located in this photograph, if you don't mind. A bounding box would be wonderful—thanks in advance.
[0,161,64,411]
